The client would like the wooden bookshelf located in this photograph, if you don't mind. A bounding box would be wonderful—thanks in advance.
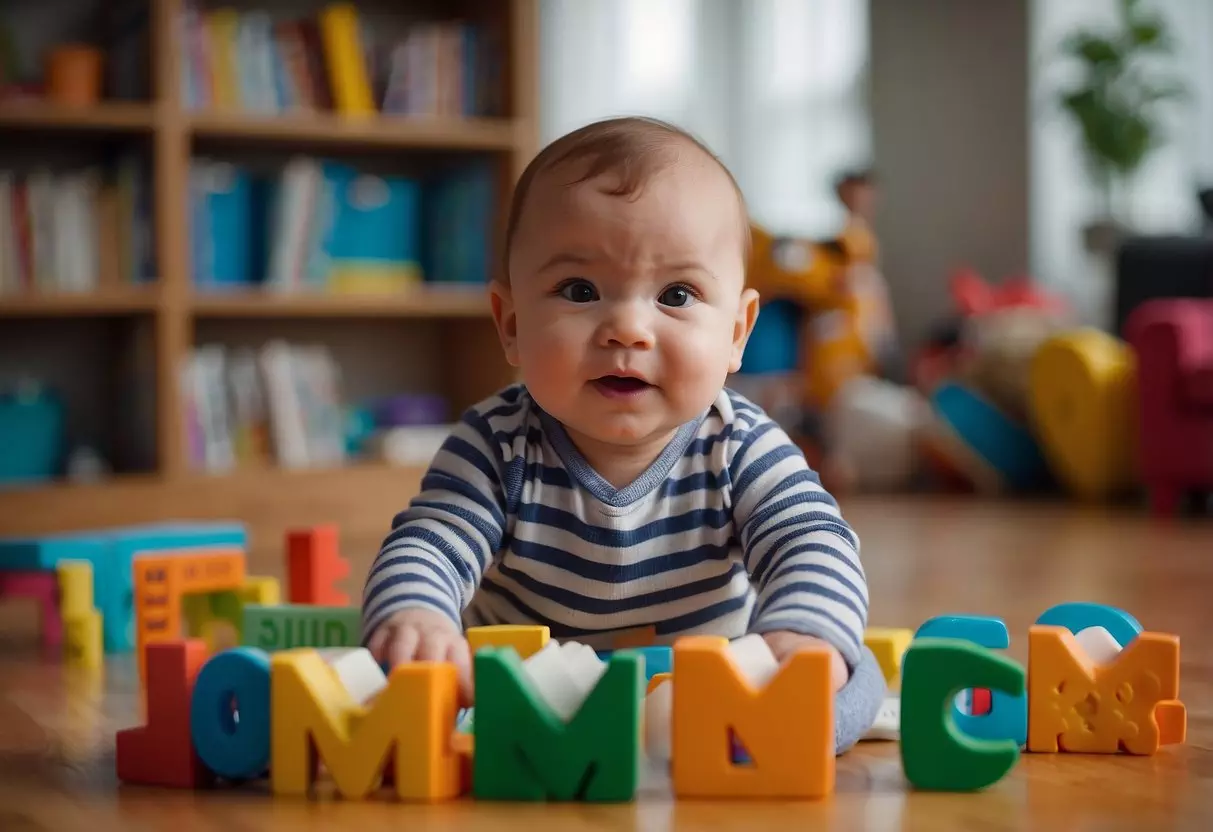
[0,462,423,544]
[0,101,156,133]
[0,0,539,537]
[191,287,491,318]
[0,287,161,317]
[189,111,521,151]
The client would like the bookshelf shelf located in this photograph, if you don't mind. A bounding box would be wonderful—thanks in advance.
[0,101,156,134]
[189,112,520,151]
[0,288,161,317]
[191,287,491,318]
[0,462,423,543]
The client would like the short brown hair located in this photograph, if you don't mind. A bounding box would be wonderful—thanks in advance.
[502,116,750,281]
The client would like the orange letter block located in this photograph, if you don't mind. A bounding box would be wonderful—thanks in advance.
[133,549,246,684]
[271,649,463,800]
[671,636,833,799]
[287,525,350,606]
[1028,625,1180,755]
[116,639,213,788]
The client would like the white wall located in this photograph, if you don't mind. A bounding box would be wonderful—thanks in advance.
[1029,0,1213,325]
[538,0,871,241]
[868,0,1030,345]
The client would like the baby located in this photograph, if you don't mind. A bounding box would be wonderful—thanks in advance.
[361,116,886,751]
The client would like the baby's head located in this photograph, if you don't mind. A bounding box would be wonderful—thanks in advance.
[491,116,759,451]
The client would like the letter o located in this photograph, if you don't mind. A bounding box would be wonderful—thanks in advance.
[190,646,271,780]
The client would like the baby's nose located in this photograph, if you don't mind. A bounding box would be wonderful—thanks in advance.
[599,304,655,348]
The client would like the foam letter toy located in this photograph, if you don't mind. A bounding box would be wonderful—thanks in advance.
[900,638,1025,791]
[243,604,361,652]
[272,649,462,800]
[57,559,103,668]
[466,624,550,660]
[64,611,103,669]
[1069,626,1186,746]
[190,647,271,781]
[1027,625,1179,755]
[914,615,1027,745]
[56,560,94,619]
[0,570,62,648]
[472,647,642,801]
[671,635,833,799]
[116,639,213,787]
[209,576,282,643]
[287,525,350,606]
[133,549,246,682]
[864,627,913,687]
[1035,602,1142,647]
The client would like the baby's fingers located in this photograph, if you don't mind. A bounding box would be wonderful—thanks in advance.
[387,626,422,669]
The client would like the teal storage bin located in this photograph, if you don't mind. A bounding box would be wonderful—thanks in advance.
[0,388,65,485]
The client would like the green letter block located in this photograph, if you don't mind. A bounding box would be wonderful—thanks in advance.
[900,638,1025,791]
[472,647,643,802]
[241,604,360,652]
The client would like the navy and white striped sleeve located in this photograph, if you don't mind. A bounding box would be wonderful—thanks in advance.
[360,407,507,643]
[727,402,869,669]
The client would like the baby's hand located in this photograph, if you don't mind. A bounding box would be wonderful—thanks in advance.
[367,608,474,703]
[761,630,848,692]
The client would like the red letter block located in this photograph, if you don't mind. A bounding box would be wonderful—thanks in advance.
[287,525,350,606]
[116,640,213,788]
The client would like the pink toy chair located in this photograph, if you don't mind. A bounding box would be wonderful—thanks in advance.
[1125,298,1213,516]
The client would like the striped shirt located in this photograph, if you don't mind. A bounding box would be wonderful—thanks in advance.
[361,384,869,667]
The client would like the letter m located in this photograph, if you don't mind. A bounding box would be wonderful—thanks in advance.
[271,649,462,800]
[472,648,643,801]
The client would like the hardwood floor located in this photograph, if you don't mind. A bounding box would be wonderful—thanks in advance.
[0,495,1210,830]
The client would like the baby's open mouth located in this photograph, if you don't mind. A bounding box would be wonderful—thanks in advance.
[592,375,653,397]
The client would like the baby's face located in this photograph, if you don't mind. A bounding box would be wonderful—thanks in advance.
[496,153,758,449]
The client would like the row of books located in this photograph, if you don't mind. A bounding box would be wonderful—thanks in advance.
[0,159,154,295]
[178,1,504,118]
[183,341,347,473]
[181,341,451,473]
[190,155,494,292]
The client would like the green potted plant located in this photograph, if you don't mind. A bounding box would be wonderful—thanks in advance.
[1054,0,1188,250]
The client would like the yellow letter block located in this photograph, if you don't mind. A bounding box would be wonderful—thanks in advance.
[671,636,833,799]
[1027,625,1180,755]
[271,649,463,800]
[864,627,912,687]
[466,624,549,660]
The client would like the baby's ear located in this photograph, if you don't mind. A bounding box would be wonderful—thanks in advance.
[489,280,521,367]
[729,288,761,373]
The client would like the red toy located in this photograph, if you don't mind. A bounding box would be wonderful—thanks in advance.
[0,571,62,649]
[116,640,213,788]
[1125,298,1213,516]
[950,268,1070,318]
[287,525,350,606]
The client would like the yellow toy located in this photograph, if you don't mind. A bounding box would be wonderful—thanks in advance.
[747,170,898,414]
[466,624,550,660]
[57,561,103,669]
[1028,329,1137,500]
[864,627,913,688]
[271,649,464,800]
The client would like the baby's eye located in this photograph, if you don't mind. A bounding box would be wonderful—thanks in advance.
[559,279,599,303]
[658,284,698,308]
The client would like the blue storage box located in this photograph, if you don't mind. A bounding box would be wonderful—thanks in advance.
[0,387,65,485]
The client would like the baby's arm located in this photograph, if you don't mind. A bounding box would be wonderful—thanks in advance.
[727,402,869,685]
[361,408,507,695]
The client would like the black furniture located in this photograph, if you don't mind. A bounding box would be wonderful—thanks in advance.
[1113,234,1213,338]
